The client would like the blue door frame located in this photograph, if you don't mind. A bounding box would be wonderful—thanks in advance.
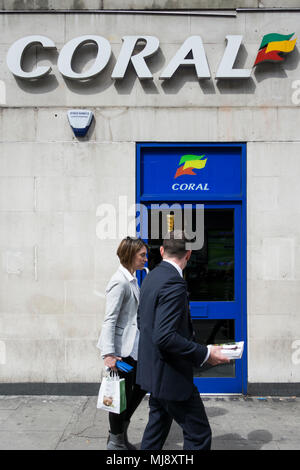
[136,143,247,394]
[190,203,245,394]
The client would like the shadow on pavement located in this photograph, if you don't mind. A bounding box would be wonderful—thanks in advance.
[212,430,273,450]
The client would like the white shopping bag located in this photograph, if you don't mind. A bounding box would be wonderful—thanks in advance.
[97,372,126,414]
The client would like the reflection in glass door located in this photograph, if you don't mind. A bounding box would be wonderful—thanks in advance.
[185,209,234,302]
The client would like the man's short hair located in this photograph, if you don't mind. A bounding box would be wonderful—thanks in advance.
[162,230,189,259]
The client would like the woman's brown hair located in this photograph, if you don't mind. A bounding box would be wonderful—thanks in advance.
[117,237,147,270]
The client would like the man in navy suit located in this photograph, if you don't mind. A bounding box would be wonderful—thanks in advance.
[136,231,230,450]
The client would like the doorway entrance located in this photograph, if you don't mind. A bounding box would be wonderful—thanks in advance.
[136,143,247,393]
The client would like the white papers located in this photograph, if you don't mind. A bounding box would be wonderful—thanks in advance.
[219,341,244,360]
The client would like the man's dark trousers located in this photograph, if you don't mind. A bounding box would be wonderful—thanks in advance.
[141,386,212,450]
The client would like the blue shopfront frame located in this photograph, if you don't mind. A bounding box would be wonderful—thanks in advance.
[136,143,247,394]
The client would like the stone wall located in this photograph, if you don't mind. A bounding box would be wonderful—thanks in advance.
[0,10,300,386]
[1,1,300,11]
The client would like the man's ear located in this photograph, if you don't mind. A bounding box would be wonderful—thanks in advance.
[186,250,192,261]
[160,246,164,258]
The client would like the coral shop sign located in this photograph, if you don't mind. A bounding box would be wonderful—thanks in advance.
[6,33,297,81]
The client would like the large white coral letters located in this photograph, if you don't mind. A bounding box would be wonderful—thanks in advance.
[7,34,251,80]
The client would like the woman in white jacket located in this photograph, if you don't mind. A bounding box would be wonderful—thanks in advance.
[97,237,148,450]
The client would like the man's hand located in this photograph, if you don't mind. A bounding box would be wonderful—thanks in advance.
[104,355,122,372]
[207,346,231,366]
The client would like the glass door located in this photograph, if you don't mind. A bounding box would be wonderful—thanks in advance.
[142,203,245,393]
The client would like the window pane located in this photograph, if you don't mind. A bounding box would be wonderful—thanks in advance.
[185,209,234,301]
[193,319,235,378]
[146,208,234,301]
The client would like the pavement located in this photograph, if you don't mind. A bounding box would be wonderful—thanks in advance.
[0,394,299,450]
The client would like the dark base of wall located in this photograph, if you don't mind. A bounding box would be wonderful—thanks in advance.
[0,382,299,396]
[0,383,99,396]
[247,383,300,397]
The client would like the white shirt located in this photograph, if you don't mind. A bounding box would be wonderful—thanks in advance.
[163,259,211,366]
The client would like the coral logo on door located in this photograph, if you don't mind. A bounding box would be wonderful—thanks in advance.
[174,154,207,179]
[253,33,297,66]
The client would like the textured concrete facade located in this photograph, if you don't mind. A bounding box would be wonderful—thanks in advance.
[1,1,300,10]
[0,8,300,390]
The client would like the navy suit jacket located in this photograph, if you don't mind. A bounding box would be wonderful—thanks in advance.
[136,261,208,401]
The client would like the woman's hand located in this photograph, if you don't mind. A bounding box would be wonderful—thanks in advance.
[104,355,122,372]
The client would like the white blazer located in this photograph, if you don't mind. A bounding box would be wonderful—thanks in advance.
[96,265,139,358]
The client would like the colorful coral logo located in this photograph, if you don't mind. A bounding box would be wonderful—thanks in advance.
[174,154,207,179]
[254,32,297,66]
